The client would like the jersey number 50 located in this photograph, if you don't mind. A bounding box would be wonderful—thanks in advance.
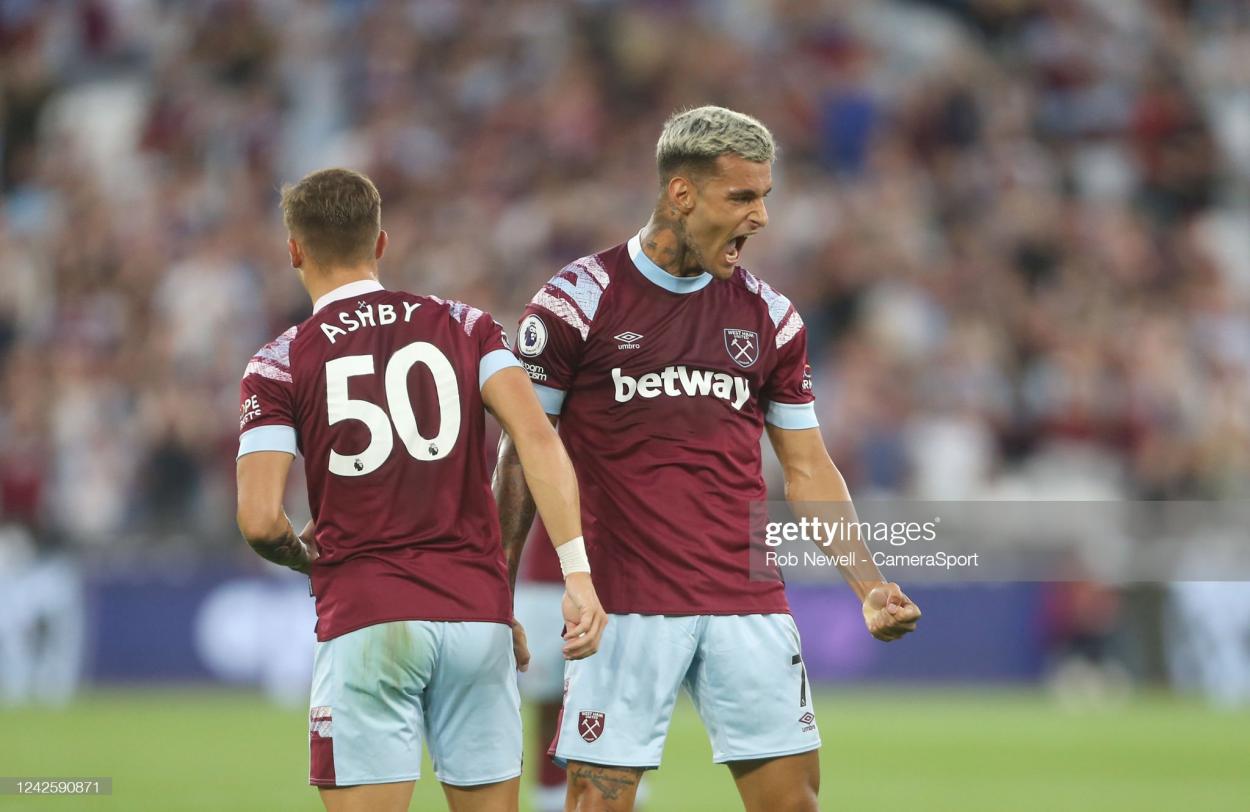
[325,341,460,477]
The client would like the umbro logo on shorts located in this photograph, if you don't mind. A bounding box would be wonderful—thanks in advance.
[578,710,605,743]
[310,706,333,738]
[798,711,816,732]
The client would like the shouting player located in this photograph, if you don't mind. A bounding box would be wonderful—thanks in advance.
[234,168,607,812]
[494,107,921,811]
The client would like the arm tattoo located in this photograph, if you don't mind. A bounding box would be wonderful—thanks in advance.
[493,433,537,592]
[569,765,641,802]
[249,525,310,574]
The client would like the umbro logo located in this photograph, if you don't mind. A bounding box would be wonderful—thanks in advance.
[614,331,643,350]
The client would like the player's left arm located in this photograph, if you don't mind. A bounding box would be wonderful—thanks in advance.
[766,425,920,641]
[236,450,317,574]
[761,297,919,640]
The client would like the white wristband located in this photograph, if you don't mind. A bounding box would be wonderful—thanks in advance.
[556,536,591,577]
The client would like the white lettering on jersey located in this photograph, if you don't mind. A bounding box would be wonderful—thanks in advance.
[612,366,750,411]
[321,302,420,344]
[239,394,263,429]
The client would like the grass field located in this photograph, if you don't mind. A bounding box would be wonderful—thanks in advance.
[2,688,1247,811]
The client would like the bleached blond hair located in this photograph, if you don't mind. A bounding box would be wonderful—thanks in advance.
[656,105,776,180]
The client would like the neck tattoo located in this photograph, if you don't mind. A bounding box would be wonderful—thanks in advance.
[643,211,704,278]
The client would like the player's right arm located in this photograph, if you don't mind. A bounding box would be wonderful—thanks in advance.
[236,450,317,574]
[492,417,553,591]
[235,328,317,575]
[491,272,594,588]
[484,366,605,660]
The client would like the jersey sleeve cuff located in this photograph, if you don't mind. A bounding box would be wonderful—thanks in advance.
[238,425,298,458]
[764,401,819,430]
[479,348,523,389]
[532,384,566,415]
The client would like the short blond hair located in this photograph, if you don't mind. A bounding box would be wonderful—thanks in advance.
[656,105,776,181]
[280,168,381,266]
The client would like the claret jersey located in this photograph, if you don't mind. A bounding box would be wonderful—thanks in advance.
[238,279,521,641]
[516,233,818,615]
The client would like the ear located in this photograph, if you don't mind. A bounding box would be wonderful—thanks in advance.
[375,230,388,261]
[288,237,303,269]
[667,176,697,215]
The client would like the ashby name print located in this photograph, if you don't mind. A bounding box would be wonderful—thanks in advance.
[612,366,750,410]
[320,301,423,344]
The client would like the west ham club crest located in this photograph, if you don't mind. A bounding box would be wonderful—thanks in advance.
[578,710,605,743]
[724,328,760,368]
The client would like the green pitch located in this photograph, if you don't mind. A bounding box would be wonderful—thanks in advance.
[1,688,1247,811]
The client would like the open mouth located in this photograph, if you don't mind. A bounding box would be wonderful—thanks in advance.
[724,235,748,266]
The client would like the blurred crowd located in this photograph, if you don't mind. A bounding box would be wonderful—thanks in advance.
[1,0,1248,555]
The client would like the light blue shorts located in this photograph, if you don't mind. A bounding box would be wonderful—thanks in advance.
[309,620,521,787]
[513,583,567,702]
[552,613,819,769]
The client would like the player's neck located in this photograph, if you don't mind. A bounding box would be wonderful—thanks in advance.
[301,265,380,307]
[640,215,705,278]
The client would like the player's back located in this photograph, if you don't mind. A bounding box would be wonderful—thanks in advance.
[239,281,516,640]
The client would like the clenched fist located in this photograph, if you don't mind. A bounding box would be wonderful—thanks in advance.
[862,582,921,641]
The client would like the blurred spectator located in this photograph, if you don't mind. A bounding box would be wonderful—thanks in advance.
[0,0,1245,554]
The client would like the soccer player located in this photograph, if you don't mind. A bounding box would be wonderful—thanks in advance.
[234,168,607,812]
[494,107,921,812]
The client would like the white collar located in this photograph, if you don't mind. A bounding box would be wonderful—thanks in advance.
[312,279,385,314]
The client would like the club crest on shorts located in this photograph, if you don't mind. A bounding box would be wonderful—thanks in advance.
[578,710,605,743]
[724,328,760,368]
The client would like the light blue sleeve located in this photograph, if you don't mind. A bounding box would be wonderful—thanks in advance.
[532,384,566,416]
[238,425,298,458]
[764,401,819,430]
[479,348,523,389]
